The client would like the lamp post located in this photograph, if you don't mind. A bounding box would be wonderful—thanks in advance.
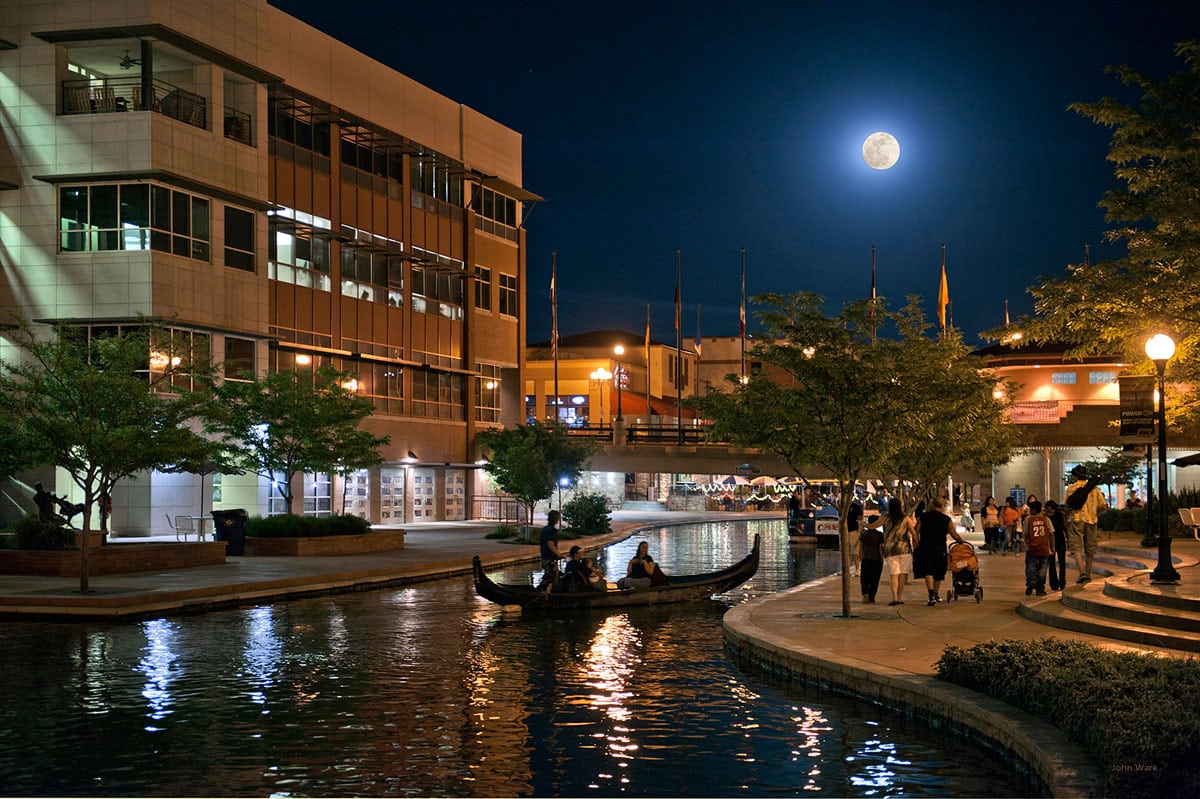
[613,344,625,421]
[1146,333,1180,583]
[589,367,611,426]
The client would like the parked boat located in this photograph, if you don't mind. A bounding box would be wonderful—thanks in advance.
[472,535,760,610]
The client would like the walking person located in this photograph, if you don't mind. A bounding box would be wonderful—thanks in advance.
[913,497,966,605]
[858,515,885,603]
[1023,499,1055,595]
[865,498,914,606]
[1064,465,1107,584]
[981,496,1002,554]
[1044,499,1069,590]
[1000,496,1021,555]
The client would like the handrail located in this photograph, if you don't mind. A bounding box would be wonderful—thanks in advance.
[62,77,209,131]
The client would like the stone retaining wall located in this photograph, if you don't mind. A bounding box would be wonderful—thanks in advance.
[0,542,228,576]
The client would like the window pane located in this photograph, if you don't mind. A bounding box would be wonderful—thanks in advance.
[91,185,118,230]
[152,186,171,230]
[172,192,190,236]
[224,337,255,379]
[192,197,209,241]
[225,207,254,251]
[60,186,88,227]
[120,184,150,229]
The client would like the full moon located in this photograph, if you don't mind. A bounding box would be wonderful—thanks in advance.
[862,131,900,170]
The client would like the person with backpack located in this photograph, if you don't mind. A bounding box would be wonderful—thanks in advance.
[1043,500,1069,590]
[1000,497,1022,555]
[1064,465,1107,584]
[1022,499,1055,595]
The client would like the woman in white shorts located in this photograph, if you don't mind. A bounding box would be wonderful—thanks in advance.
[865,497,915,605]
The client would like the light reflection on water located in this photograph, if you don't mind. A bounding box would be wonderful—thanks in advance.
[0,519,1033,797]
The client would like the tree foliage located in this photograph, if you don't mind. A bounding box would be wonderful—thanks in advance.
[1018,41,1200,420]
[204,365,388,515]
[0,320,213,591]
[477,422,597,531]
[694,292,1020,616]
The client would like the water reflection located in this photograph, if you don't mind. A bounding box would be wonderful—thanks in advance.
[0,519,1033,797]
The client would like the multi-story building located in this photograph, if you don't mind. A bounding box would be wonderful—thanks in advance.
[0,0,536,532]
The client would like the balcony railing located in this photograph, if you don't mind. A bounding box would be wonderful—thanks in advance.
[62,77,208,131]
[223,106,253,146]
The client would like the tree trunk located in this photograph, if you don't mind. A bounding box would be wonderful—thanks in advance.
[77,497,93,595]
[838,483,854,618]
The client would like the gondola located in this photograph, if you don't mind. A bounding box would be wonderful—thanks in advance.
[472,534,760,610]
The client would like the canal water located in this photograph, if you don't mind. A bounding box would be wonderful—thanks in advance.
[0,519,1033,797]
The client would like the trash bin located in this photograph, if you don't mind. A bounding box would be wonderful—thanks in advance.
[211,509,249,556]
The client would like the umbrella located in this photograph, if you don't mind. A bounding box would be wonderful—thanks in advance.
[717,475,750,486]
[750,475,778,486]
[1173,452,1200,467]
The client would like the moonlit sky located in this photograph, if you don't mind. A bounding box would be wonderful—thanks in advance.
[270,0,1198,346]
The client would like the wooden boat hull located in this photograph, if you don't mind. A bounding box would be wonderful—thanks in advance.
[472,534,760,610]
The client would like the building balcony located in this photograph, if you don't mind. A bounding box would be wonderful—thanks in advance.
[62,77,207,132]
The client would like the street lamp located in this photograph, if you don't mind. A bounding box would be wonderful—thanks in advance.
[613,344,625,421]
[558,475,570,510]
[589,367,611,426]
[1146,333,1180,583]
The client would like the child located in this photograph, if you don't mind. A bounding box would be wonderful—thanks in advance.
[1023,499,1055,596]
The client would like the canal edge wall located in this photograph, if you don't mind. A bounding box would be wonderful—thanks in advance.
[723,576,1101,798]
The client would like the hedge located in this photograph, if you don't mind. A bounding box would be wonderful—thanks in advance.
[245,514,372,538]
[936,638,1200,798]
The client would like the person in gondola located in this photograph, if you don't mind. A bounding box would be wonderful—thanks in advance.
[787,489,801,532]
[618,540,667,589]
[538,510,564,593]
[563,546,606,591]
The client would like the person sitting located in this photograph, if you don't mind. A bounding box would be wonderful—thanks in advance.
[562,546,605,591]
[617,541,668,589]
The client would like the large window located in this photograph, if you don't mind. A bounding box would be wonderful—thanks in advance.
[267,95,332,173]
[359,362,405,415]
[411,154,464,206]
[499,273,518,317]
[476,363,502,423]
[149,327,211,393]
[224,206,255,272]
[474,186,518,241]
[268,218,331,291]
[224,337,255,381]
[411,370,464,420]
[60,183,209,261]
[474,266,492,310]
[412,264,464,321]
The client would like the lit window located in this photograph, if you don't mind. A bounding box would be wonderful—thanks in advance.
[1051,371,1077,385]
[1089,370,1116,384]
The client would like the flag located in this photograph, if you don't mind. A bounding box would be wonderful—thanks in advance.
[645,304,651,350]
[550,256,559,358]
[937,247,949,331]
[694,304,702,357]
[869,245,877,321]
[1004,298,1010,326]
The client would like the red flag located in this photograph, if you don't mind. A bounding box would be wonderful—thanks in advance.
[937,246,949,331]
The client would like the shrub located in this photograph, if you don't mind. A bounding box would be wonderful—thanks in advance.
[245,514,371,538]
[936,638,1200,798]
[485,523,519,540]
[562,492,612,536]
[1098,507,1146,533]
[6,516,76,551]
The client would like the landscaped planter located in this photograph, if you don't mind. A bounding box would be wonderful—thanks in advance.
[242,530,405,557]
[0,542,228,576]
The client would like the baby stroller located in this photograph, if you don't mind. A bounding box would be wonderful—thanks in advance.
[945,541,983,602]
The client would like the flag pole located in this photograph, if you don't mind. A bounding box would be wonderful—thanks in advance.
[551,251,559,423]
[675,249,683,446]
[739,247,746,383]
[644,303,652,425]
[870,244,877,342]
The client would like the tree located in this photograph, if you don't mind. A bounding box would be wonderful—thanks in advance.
[0,321,213,592]
[880,300,1023,503]
[694,293,1019,617]
[477,422,597,532]
[205,365,389,515]
[1019,41,1200,421]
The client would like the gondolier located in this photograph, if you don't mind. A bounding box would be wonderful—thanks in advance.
[539,510,563,593]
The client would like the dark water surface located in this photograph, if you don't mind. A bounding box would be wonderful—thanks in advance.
[0,519,1033,796]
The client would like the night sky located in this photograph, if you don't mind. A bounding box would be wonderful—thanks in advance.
[270,1,1198,346]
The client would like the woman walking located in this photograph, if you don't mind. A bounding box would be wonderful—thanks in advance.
[913,497,966,605]
[866,498,915,606]
[981,496,1002,554]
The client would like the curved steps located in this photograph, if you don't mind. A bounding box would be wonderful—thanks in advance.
[1016,542,1200,652]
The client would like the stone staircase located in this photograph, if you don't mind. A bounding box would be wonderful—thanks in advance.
[1017,538,1200,652]
[619,500,668,512]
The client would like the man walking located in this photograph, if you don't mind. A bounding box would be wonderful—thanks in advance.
[1064,465,1107,584]
[1023,499,1054,595]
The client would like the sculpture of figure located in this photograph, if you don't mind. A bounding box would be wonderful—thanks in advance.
[33,482,57,523]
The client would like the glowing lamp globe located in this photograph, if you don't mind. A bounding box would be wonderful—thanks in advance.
[1145,333,1175,363]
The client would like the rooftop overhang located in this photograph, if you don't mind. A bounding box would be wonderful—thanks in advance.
[32,24,281,84]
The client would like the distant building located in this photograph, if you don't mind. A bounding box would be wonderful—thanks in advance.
[0,0,537,531]
[525,330,699,427]
[977,340,1200,507]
